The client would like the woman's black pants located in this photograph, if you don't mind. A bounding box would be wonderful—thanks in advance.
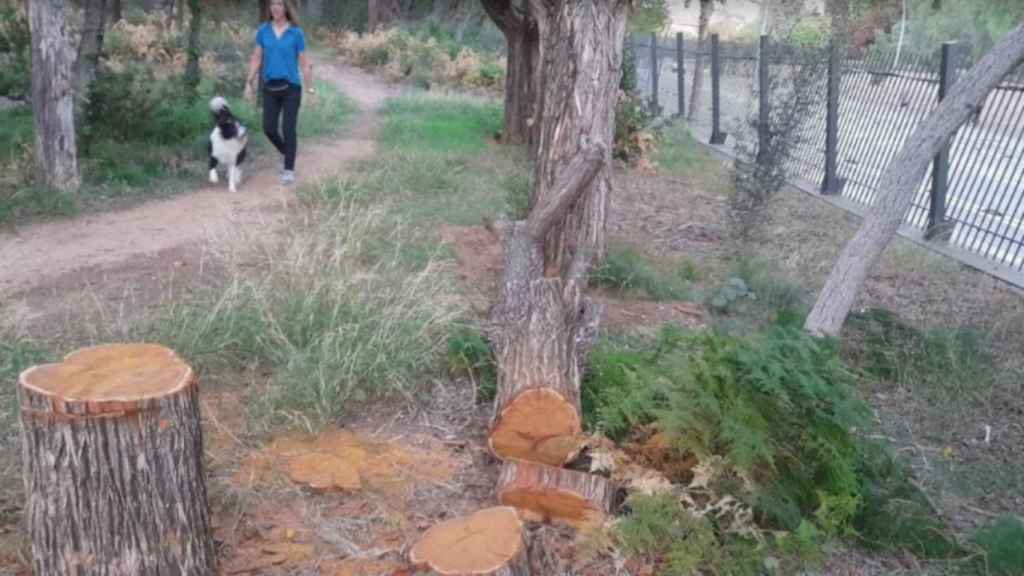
[263,83,302,171]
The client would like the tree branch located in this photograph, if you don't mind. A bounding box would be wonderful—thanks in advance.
[525,145,605,240]
[479,0,523,34]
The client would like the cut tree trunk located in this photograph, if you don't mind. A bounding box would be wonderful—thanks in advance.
[497,461,616,528]
[687,0,714,121]
[804,23,1024,337]
[410,507,530,575]
[18,343,216,576]
[28,0,80,192]
[74,0,108,96]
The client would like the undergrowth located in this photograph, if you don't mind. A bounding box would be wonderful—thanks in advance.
[592,245,696,302]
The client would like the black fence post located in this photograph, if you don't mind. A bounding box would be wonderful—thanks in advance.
[710,33,727,145]
[676,32,685,118]
[927,41,957,240]
[757,34,769,164]
[822,39,843,194]
[650,33,660,113]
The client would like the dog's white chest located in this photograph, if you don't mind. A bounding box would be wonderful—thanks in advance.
[210,126,247,165]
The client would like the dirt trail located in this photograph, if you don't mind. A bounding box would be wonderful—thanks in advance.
[0,58,396,326]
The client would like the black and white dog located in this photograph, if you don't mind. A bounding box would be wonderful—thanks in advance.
[208,96,248,193]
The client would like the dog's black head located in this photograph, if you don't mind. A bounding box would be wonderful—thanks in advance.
[210,96,242,139]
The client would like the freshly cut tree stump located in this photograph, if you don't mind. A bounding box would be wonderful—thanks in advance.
[410,506,530,575]
[18,343,216,576]
[497,461,615,529]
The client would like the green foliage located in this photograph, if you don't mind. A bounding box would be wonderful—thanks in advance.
[869,0,1024,61]
[380,95,502,155]
[631,0,671,34]
[787,16,830,48]
[971,515,1024,576]
[844,307,992,399]
[616,494,764,576]
[710,277,754,313]
[0,336,51,429]
[446,325,496,404]
[0,7,29,99]
[652,122,707,174]
[592,245,693,302]
[621,36,638,94]
[583,325,870,535]
[853,440,962,558]
[614,92,660,164]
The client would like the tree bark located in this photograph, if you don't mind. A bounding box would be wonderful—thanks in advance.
[368,0,400,30]
[687,0,714,120]
[110,0,122,23]
[74,0,108,96]
[804,23,1024,338]
[183,0,201,104]
[497,461,616,528]
[28,0,80,193]
[18,344,216,576]
[480,0,542,149]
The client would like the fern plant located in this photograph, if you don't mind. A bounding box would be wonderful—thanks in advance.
[583,325,871,535]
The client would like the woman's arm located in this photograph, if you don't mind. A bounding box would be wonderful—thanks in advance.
[299,51,314,93]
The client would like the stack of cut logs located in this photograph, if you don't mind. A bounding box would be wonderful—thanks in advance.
[409,348,616,574]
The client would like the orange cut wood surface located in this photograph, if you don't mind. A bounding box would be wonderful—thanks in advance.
[20,343,191,402]
[409,506,524,575]
[489,388,582,466]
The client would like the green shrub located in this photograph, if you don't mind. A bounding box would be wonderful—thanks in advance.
[972,515,1024,576]
[446,325,496,404]
[617,493,763,576]
[615,92,659,164]
[0,8,30,99]
[592,246,691,301]
[583,325,870,535]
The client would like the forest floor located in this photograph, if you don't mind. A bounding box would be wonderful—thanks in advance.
[0,48,1022,576]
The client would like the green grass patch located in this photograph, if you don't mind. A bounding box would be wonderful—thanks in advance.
[445,324,496,404]
[653,123,710,175]
[380,95,502,155]
[0,336,51,431]
[592,245,695,301]
[971,515,1024,576]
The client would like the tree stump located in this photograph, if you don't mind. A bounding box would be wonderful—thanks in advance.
[18,343,216,576]
[497,461,615,529]
[410,507,530,575]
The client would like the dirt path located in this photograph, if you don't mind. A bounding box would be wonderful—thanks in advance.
[0,58,397,329]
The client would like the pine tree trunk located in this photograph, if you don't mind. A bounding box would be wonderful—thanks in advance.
[497,461,615,528]
[28,0,80,193]
[687,0,713,120]
[481,0,542,149]
[487,0,627,498]
[18,344,216,575]
[804,24,1024,337]
[110,0,122,23]
[183,0,202,104]
[75,0,108,96]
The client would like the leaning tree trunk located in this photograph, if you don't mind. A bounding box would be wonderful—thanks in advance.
[804,24,1024,338]
[18,344,216,575]
[28,0,80,193]
[74,0,108,97]
[183,0,202,104]
[687,0,714,120]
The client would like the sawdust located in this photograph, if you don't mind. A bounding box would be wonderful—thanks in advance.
[233,428,457,501]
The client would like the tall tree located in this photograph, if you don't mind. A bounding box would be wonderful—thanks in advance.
[804,24,1024,337]
[74,0,108,95]
[110,0,122,22]
[488,0,630,473]
[183,0,201,103]
[28,0,80,192]
[480,0,541,148]
[686,0,724,120]
[368,0,401,30]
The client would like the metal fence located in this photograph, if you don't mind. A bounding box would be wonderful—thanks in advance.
[630,33,1024,286]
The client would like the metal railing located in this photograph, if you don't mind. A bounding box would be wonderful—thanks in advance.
[629,33,1024,286]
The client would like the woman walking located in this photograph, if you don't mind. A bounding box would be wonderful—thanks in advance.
[244,0,315,185]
